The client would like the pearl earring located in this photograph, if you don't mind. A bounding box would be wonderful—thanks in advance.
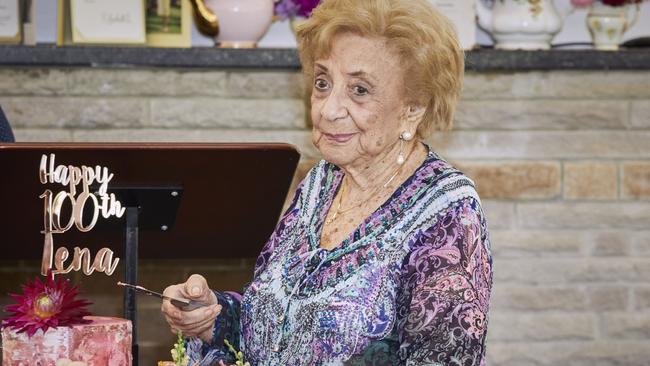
[397,131,413,165]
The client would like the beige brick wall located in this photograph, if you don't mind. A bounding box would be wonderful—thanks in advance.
[1,67,650,365]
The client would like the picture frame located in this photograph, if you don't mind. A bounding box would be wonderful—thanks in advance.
[21,0,36,45]
[429,0,477,50]
[0,0,22,44]
[146,0,192,48]
[57,0,146,45]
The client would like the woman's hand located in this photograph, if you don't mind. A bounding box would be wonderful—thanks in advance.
[161,274,222,343]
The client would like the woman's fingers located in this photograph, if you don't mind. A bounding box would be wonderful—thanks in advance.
[163,303,221,329]
[175,304,222,327]
[161,275,216,316]
[160,274,220,336]
[164,304,221,341]
[183,274,216,304]
[162,282,185,298]
[161,283,184,317]
[179,312,217,336]
[163,312,181,327]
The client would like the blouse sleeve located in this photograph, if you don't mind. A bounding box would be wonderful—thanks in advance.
[398,198,492,366]
[192,180,306,363]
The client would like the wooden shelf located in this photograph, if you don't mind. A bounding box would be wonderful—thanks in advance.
[1,45,649,71]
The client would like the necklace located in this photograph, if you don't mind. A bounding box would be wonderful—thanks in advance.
[325,144,415,225]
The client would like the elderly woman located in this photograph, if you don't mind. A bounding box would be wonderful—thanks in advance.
[161,0,492,364]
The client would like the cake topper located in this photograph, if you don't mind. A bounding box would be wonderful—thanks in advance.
[39,154,124,276]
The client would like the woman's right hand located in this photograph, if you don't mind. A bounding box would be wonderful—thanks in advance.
[161,274,222,343]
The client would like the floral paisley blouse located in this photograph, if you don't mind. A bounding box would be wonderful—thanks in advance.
[196,147,493,366]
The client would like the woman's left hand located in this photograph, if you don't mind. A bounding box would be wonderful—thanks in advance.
[161,274,221,342]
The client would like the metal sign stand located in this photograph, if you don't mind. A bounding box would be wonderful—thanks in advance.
[124,206,140,366]
[115,186,184,366]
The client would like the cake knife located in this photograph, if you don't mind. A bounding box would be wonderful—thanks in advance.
[117,281,207,311]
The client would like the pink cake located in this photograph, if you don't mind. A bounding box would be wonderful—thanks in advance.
[2,316,132,366]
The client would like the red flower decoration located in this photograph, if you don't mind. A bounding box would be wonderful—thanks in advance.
[2,274,92,337]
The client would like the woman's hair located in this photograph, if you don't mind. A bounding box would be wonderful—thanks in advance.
[296,0,464,137]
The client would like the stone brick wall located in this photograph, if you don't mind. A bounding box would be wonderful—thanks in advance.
[1,67,650,365]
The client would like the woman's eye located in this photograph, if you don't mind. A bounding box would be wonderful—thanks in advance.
[352,85,369,96]
[314,78,329,91]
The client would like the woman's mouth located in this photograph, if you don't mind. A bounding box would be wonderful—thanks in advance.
[324,132,356,144]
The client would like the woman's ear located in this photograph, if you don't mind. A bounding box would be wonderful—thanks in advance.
[399,104,426,137]
[406,105,426,128]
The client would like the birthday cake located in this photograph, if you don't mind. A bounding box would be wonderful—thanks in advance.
[2,316,132,366]
[1,276,132,366]
[1,154,133,365]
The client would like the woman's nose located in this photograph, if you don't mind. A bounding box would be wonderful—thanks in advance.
[320,87,348,122]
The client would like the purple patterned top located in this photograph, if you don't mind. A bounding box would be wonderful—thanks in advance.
[199,147,493,366]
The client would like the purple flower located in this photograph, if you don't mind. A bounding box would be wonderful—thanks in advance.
[295,0,321,17]
[275,0,301,20]
[274,0,321,20]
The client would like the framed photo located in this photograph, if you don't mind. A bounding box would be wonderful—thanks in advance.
[429,0,477,50]
[146,0,191,48]
[0,0,21,44]
[21,0,35,45]
[57,0,145,45]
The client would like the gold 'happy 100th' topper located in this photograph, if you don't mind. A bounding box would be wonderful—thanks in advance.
[39,154,124,276]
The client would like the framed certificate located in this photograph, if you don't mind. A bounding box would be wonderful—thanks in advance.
[0,0,21,44]
[57,0,145,45]
[146,0,192,48]
[429,0,477,50]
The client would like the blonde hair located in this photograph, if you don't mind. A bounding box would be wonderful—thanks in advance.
[296,0,464,137]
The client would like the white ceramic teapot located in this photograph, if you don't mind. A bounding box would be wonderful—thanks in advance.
[475,0,565,50]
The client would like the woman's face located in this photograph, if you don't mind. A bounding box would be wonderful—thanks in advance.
[310,32,410,168]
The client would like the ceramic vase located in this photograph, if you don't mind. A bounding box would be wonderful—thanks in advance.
[204,0,274,48]
[587,2,640,51]
[475,0,564,50]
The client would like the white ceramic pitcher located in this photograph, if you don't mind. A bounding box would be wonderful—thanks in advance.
[587,2,641,51]
[204,0,274,48]
[475,0,565,50]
